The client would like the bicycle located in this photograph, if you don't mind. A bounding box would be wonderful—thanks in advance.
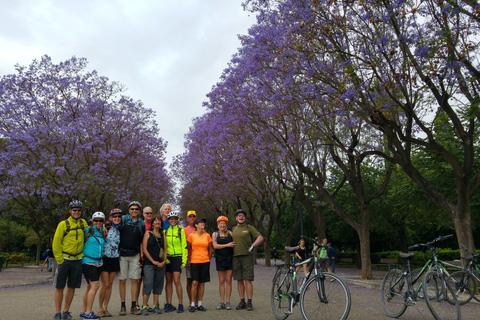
[381,235,460,320]
[446,245,480,304]
[271,235,351,320]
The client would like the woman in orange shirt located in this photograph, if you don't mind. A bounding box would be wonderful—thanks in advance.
[186,218,212,312]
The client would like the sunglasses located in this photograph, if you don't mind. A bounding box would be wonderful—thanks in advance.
[144,212,153,215]
[72,209,82,212]
[130,208,140,211]
[93,220,104,223]
[112,215,122,218]
[168,217,179,220]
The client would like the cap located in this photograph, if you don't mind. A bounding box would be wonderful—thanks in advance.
[195,218,207,225]
[187,210,196,217]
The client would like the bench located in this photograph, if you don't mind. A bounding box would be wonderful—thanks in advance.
[338,258,353,266]
[377,258,398,270]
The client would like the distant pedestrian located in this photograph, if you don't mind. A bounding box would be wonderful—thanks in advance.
[187,218,212,312]
[52,200,88,320]
[231,209,264,311]
[41,248,53,272]
[327,243,337,273]
[295,239,308,276]
[212,215,234,310]
[317,238,332,273]
[271,247,279,266]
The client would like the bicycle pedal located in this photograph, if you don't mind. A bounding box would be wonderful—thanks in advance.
[284,309,293,315]
[406,297,416,306]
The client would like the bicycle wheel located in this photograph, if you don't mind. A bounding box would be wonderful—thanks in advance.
[380,268,408,318]
[300,272,351,320]
[271,266,293,320]
[447,270,475,305]
[423,270,460,320]
[472,269,480,302]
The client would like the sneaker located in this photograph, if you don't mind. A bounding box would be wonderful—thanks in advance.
[97,311,106,317]
[177,304,184,313]
[197,305,206,311]
[131,307,142,315]
[141,307,149,316]
[188,306,195,313]
[54,313,62,320]
[104,310,112,317]
[236,301,247,310]
[83,311,100,319]
[216,302,225,310]
[164,303,174,313]
[247,301,253,311]
[119,306,127,316]
[152,305,162,314]
[79,312,87,319]
[225,302,231,310]
[62,311,74,320]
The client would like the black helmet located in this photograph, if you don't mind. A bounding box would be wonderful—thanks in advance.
[235,209,247,216]
[69,200,83,209]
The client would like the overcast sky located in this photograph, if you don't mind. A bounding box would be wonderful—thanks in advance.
[0,0,256,165]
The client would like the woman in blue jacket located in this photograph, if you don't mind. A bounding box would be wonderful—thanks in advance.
[79,212,106,320]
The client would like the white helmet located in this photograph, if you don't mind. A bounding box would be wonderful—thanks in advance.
[92,211,105,220]
[167,211,179,219]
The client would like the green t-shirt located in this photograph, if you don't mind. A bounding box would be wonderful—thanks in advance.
[232,224,261,257]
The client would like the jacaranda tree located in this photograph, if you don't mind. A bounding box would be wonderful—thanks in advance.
[0,55,173,235]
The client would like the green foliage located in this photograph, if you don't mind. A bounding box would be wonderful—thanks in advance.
[0,219,28,252]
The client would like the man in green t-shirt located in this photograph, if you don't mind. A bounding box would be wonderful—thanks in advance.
[231,209,263,311]
[318,238,332,273]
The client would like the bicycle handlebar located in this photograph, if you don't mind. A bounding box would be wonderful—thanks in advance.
[461,245,480,258]
[407,234,453,251]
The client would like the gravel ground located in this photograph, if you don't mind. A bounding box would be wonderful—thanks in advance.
[1,261,479,319]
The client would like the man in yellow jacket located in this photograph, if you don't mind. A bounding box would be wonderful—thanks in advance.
[52,200,88,320]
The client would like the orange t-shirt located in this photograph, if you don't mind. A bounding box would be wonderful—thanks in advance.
[187,232,212,264]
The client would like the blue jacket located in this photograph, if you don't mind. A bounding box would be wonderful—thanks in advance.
[82,225,105,265]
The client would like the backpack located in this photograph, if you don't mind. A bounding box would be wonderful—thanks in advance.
[62,219,86,240]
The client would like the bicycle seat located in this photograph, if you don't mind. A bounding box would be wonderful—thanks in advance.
[399,252,415,260]
[284,246,299,253]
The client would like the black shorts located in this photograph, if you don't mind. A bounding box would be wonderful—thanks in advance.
[190,262,210,283]
[166,256,182,273]
[82,264,102,283]
[215,256,233,271]
[55,259,83,289]
[100,257,120,273]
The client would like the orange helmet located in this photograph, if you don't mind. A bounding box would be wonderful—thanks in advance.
[217,215,228,224]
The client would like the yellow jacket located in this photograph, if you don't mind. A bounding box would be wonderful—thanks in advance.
[52,216,88,264]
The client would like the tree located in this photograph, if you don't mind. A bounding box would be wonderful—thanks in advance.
[0,55,173,235]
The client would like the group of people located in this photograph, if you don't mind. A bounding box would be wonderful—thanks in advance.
[51,201,263,320]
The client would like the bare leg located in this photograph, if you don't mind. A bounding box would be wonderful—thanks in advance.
[131,278,140,305]
[165,272,173,303]
[85,281,100,313]
[218,271,226,302]
[119,279,127,303]
[64,287,75,312]
[237,280,245,300]
[173,271,183,304]
[225,270,233,303]
[54,288,64,313]
[191,280,198,305]
[245,280,253,300]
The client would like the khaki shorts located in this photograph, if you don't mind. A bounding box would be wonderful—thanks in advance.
[233,255,254,281]
[118,254,142,280]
